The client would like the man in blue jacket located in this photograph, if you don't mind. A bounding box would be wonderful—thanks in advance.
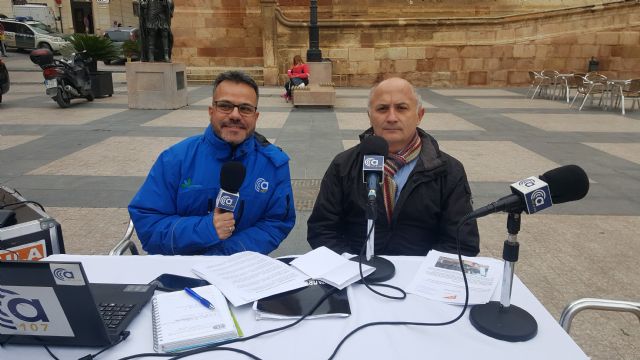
[129,71,296,255]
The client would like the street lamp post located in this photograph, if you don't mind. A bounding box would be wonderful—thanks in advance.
[306,0,322,62]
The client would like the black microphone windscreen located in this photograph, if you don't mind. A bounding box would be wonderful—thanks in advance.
[361,135,389,157]
[220,161,246,193]
[539,165,589,204]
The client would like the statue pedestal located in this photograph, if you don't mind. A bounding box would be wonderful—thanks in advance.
[126,62,188,109]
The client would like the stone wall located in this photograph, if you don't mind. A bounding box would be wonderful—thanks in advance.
[274,1,640,87]
[277,0,612,19]
[172,0,264,67]
[168,0,640,87]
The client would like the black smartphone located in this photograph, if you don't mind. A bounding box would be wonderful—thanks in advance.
[149,273,210,292]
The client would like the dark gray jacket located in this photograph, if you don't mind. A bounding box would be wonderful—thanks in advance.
[307,128,479,256]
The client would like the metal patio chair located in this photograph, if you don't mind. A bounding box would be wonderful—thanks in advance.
[570,73,607,110]
[612,79,640,115]
[559,298,640,333]
[108,219,140,255]
[539,70,560,99]
[526,71,545,99]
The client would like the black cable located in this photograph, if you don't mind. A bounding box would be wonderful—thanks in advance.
[355,222,406,300]
[42,344,61,360]
[0,245,20,259]
[118,288,338,360]
[39,331,131,360]
[119,215,472,360]
[0,187,23,200]
[90,331,131,359]
[168,347,263,360]
[0,200,46,212]
[327,216,473,359]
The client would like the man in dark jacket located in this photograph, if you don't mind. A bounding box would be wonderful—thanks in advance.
[307,77,479,256]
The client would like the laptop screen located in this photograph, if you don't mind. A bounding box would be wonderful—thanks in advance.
[0,260,154,347]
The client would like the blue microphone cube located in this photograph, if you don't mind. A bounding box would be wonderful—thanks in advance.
[216,190,239,212]
[510,177,552,214]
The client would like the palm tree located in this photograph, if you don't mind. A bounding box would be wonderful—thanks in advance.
[63,33,121,72]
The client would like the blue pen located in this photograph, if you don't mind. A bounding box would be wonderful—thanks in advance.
[184,287,215,310]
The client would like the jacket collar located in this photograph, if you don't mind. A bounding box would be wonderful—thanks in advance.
[204,124,256,161]
[359,127,445,174]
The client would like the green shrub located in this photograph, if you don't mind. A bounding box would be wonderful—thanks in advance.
[122,39,140,59]
[65,33,121,62]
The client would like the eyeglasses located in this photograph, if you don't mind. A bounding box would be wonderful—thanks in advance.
[213,101,257,116]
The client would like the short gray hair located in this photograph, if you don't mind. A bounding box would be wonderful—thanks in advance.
[212,71,259,100]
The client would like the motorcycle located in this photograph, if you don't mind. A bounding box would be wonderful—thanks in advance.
[0,57,8,104]
[29,48,94,108]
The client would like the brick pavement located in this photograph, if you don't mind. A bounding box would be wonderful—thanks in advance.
[0,50,638,359]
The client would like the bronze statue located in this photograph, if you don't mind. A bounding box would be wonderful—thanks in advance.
[139,0,174,62]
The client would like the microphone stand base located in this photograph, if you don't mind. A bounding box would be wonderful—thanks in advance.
[470,301,538,342]
[349,255,395,283]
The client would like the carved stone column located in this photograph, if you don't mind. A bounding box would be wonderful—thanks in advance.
[261,0,278,85]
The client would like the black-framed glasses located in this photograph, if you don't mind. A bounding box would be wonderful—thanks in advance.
[213,100,257,116]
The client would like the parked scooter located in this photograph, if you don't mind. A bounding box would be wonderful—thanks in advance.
[29,48,94,108]
[0,57,9,104]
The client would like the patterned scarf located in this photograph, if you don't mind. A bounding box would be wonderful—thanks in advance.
[382,132,422,223]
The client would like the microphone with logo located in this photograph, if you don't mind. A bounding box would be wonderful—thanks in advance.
[349,135,396,283]
[362,135,387,217]
[215,162,246,213]
[466,164,589,342]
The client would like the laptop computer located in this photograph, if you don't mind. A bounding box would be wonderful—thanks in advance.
[0,260,155,347]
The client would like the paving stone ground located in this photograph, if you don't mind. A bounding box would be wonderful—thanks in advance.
[1,50,638,359]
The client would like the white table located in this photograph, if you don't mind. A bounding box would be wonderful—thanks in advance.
[0,255,588,360]
[554,73,574,103]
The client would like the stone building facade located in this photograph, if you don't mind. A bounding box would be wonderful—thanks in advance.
[1,0,138,35]
[4,1,639,87]
[170,0,640,87]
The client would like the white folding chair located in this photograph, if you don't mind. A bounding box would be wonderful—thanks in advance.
[108,219,140,255]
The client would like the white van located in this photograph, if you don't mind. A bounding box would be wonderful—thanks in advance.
[0,18,68,52]
[12,5,57,31]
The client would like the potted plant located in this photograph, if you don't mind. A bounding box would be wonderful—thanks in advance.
[122,38,141,63]
[62,34,121,97]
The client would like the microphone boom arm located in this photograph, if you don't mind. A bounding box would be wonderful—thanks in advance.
[501,212,521,308]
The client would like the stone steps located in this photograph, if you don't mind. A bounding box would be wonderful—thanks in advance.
[186,67,264,86]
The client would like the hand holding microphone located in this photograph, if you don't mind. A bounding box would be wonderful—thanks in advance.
[213,162,246,240]
[213,208,235,240]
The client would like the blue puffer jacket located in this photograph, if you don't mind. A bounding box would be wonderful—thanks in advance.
[128,125,296,255]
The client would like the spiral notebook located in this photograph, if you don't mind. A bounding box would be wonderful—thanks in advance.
[151,285,241,353]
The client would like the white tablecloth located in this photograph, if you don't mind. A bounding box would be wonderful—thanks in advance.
[0,255,588,360]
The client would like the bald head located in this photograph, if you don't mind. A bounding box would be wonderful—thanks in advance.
[367,77,426,153]
[368,78,422,113]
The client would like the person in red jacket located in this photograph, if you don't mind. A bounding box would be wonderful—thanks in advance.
[283,55,309,101]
